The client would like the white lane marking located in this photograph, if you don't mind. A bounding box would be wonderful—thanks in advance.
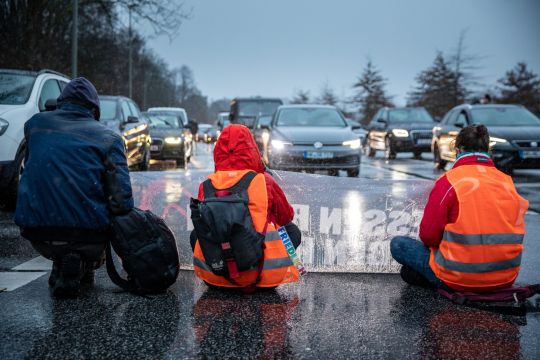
[0,272,47,291]
[12,256,52,271]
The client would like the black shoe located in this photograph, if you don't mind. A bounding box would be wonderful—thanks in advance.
[400,265,433,289]
[48,262,60,287]
[52,253,82,298]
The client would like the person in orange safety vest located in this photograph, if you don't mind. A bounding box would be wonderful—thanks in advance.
[190,124,301,290]
[390,124,528,292]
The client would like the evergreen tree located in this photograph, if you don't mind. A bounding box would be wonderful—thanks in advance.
[407,52,460,119]
[352,61,393,126]
[497,62,540,116]
[291,89,310,104]
[317,83,338,106]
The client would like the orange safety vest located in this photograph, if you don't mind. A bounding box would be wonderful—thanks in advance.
[193,170,299,288]
[429,164,529,292]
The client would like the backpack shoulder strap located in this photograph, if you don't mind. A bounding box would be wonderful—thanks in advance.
[202,179,218,198]
[228,171,259,194]
[105,243,133,292]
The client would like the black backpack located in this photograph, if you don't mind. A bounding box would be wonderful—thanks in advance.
[106,207,180,294]
[190,171,265,279]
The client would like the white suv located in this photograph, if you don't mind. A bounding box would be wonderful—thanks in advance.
[0,69,70,208]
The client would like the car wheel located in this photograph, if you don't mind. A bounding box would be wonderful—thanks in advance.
[347,168,359,177]
[0,147,25,210]
[385,138,396,160]
[433,145,447,170]
[366,140,376,158]
[327,169,338,176]
[500,166,514,176]
[413,150,422,160]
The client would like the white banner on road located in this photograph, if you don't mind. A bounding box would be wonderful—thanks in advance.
[131,170,432,273]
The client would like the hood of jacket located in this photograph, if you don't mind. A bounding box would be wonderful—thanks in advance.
[57,77,101,120]
[214,124,265,173]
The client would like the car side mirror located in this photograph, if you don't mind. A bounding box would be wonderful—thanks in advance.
[376,118,386,124]
[126,115,139,124]
[43,98,57,112]
[260,124,271,130]
[351,125,361,130]
[455,122,464,129]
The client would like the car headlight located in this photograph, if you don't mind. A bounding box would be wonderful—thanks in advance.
[489,137,508,148]
[0,118,8,136]
[392,129,409,137]
[270,139,292,150]
[343,139,361,149]
[164,137,182,145]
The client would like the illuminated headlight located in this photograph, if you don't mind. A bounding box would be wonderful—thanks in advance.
[0,118,8,136]
[164,137,182,145]
[392,129,409,137]
[261,131,270,143]
[270,139,291,150]
[489,137,508,148]
[343,139,361,149]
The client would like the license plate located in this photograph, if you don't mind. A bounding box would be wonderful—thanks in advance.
[150,145,159,151]
[416,139,431,145]
[304,151,334,159]
[520,150,540,159]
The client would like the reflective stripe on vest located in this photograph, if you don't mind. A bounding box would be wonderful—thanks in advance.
[262,257,294,270]
[443,231,524,245]
[433,250,522,273]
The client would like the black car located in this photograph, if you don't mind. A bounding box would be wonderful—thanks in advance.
[196,124,212,141]
[262,105,361,177]
[432,104,540,173]
[142,111,193,167]
[251,114,273,153]
[203,126,220,143]
[365,107,435,160]
[229,97,283,127]
[99,96,151,171]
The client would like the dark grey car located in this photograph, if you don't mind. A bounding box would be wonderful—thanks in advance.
[262,105,361,177]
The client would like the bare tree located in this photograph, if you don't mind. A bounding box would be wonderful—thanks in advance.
[352,60,393,125]
[449,29,483,105]
[497,62,540,116]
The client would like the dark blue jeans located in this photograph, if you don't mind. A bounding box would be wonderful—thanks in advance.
[390,236,445,288]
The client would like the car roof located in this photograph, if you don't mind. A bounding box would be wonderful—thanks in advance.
[452,104,522,111]
[232,97,282,102]
[0,68,69,79]
[99,95,134,101]
[277,104,338,110]
[148,107,186,112]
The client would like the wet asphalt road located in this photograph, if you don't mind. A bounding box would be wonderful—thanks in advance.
[1,144,539,359]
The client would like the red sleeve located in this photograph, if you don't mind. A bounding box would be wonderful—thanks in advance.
[419,175,458,248]
[197,183,204,201]
[264,173,294,227]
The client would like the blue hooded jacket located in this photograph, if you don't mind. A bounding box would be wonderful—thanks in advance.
[14,78,134,234]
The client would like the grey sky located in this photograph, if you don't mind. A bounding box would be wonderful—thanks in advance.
[146,0,540,106]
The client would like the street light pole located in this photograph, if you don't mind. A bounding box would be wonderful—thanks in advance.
[128,6,133,98]
[72,0,78,78]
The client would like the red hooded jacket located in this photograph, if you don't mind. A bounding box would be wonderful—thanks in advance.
[197,124,294,226]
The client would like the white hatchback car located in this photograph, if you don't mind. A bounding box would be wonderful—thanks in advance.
[0,69,70,208]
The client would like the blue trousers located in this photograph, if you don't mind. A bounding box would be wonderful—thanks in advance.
[390,236,444,288]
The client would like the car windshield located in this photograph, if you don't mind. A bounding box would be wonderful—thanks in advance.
[147,114,182,128]
[276,108,347,127]
[238,101,281,118]
[0,73,36,105]
[99,99,117,120]
[255,115,272,128]
[198,124,211,132]
[388,108,434,123]
[471,107,540,127]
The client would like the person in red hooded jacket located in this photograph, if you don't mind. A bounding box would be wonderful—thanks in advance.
[189,124,301,289]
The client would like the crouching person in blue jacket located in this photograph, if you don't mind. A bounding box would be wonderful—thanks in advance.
[14,77,133,298]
